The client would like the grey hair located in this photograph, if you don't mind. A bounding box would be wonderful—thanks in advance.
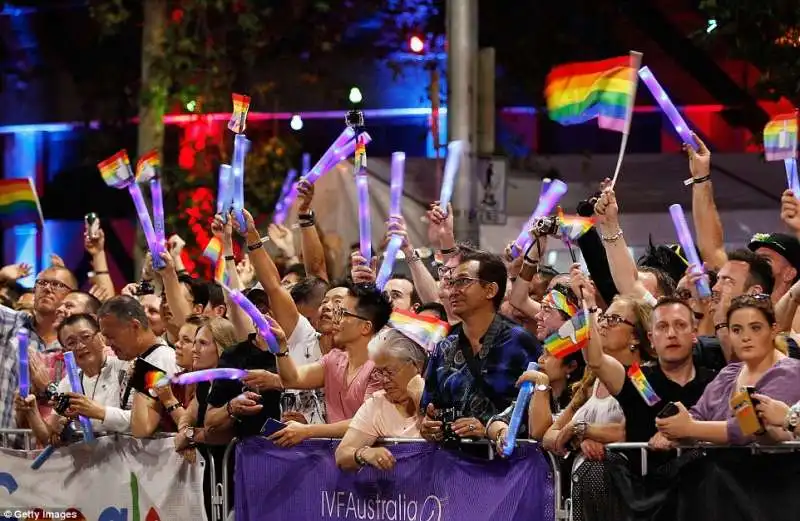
[368,328,426,369]
[97,295,150,329]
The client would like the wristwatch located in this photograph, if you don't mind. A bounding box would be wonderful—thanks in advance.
[534,384,551,393]
[784,404,800,433]
[185,426,196,446]
[573,421,589,441]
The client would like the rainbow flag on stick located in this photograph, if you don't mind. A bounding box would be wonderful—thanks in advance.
[543,310,590,359]
[764,113,798,162]
[0,178,44,228]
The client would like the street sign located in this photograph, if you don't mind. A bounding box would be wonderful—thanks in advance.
[477,157,507,225]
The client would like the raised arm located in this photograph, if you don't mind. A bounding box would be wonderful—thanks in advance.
[213,214,253,341]
[84,229,115,298]
[508,239,545,319]
[295,180,329,282]
[689,135,727,271]
[156,252,192,330]
[390,217,439,304]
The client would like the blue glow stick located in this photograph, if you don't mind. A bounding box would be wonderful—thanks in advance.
[216,164,233,217]
[17,328,30,398]
[438,141,464,215]
[62,351,95,443]
[511,180,568,258]
[231,134,251,230]
[638,67,700,151]
[668,204,711,298]
[502,361,539,457]
[376,236,404,290]
[30,445,56,470]
[272,169,298,225]
[785,158,800,196]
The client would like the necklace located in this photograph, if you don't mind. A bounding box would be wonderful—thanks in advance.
[80,357,108,401]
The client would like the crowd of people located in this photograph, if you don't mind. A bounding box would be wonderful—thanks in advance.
[3,135,800,520]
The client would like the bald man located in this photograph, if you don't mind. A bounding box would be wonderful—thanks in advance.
[0,265,78,429]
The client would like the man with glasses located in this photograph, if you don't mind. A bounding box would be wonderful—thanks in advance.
[268,282,392,447]
[420,246,541,443]
[0,266,78,429]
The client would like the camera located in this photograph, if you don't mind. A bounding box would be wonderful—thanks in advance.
[576,192,602,217]
[345,109,364,128]
[438,407,462,448]
[135,280,155,296]
[532,216,559,237]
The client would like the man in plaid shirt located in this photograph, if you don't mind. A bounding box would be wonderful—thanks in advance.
[0,265,78,429]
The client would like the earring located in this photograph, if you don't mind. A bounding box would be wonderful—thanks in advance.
[629,345,637,352]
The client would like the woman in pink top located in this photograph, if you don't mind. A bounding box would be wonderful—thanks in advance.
[336,329,426,471]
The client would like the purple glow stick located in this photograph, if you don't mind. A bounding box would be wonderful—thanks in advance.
[216,164,233,216]
[511,180,568,258]
[232,134,251,230]
[128,182,166,270]
[63,351,95,443]
[356,174,371,262]
[150,178,165,249]
[302,152,311,175]
[376,236,404,290]
[669,204,711,298]
[17,328,30,397]
[540,178,552,199]
[222,285,280,353]
[785,158,800,196]
[172,368,247,386]
[272,169,298,225]
[638,67,700,151]
[439,141,465,215]
[390,152,406,218]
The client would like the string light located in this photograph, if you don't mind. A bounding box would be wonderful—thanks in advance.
[290,114,303,131]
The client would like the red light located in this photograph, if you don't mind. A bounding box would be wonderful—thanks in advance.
[409,35,425,54]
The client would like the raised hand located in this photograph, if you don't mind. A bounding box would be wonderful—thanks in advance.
[685,132,711,180]
[351,251,377,284]
[425,202,454,247]
[297,180,315,214]
[231,209,257,236]
[167,235,186,258]
[0,263,32,282]
[268,224,295,257]
[84,228,106,256]
[780,189,800,233]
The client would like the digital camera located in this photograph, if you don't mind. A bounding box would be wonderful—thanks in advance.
[532,216,559,236]
[135,280,155,296]
[438,407,462,448]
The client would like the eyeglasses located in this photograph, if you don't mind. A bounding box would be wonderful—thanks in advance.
[35,279,72,293]
[373,360,415,381]
[443,276,486,291]
[62,330,98,351]
[674,288,693,301]
[332,306,371,323]
[598,313,635,328]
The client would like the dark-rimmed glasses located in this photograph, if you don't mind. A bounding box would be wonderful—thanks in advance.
[598,313,635,328]
[332,306,371,323]
[442,276,487,291]
[62,330,99,351]
[35,279,72,293]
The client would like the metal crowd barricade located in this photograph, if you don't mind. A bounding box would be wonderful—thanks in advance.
[0,428,36,451]
[219,437,565,521]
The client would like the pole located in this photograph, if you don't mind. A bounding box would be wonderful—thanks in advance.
[446,0,480,246]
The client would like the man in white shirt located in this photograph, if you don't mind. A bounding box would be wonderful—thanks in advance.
[98,296,179,437]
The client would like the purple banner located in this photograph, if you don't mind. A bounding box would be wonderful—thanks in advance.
[235,438,554,521]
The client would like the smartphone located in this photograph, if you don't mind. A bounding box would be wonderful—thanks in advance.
[730,390,766,436]
[261,418,287,437]
[85,213,100,240]
[656,402,680,419]
[745,386,760,406]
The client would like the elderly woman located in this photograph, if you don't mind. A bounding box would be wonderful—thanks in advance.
[657,295,800,444]
[335,328,426,471]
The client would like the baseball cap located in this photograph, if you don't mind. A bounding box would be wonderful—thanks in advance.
[748,233,800,270]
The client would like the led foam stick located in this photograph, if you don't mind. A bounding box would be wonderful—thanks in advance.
[31,445,56,470]
[355,140,371,262]
[159,368,248,388]
[668,204,710,298]
[63,351,95,443]
[135,150,165,249]
[272,168,298,225]
[638,67,700,151]
[231,134,251,230]
[17,328,30,398]
[510,180,568,258]
[222,284,280,353]
[786,159,800,196]
[97,151,165,270]
[438,141,465,215]
[390,152,406,218]
[376,236,404,290]
[502,361,539,457]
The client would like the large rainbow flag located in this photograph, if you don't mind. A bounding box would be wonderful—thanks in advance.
[545,56,637,133]
[763,113,798,161]
[388,309,450,353]
[0,178,43,228]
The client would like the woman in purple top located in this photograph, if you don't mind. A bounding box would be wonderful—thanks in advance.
[656,295,800,445]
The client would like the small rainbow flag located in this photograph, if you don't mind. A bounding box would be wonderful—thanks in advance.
[202,237,222,264]
[135,149,160,183]
[544,310,589,359]
[545,55,637,133]
[97,150,133,188]
[228,93,252,134]
[0,178,43,228]
[763,113,798,161]
[214,260,230,286]
[627,362,661,406]
[542,289,578,318]
[143,369,167,392]
[557,208,596,241]
[388,309,450,353]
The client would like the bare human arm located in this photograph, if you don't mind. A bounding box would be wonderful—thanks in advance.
[295,180,329,282]
[688,135,727,271]
[213,214,253,341]
[388,217,440,304]
[84,229,116,298]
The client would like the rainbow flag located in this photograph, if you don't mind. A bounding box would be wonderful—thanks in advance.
[557,208,596,241]
[544,310,589,359]
[143,369,167,392]
[135,149,160,183]
[542,289,578,318]
[763,113,798,161]
[228,93,252,134]
[97,150,133,188]
[388,309,450,353]
[627,362,661,406]
[545,56,637,133]
[0,178,43,228]
[202,237,222,264]
[214,260,230,286]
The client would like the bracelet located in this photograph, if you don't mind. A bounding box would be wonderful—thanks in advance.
[600,229,623,242]
[299,220,316,228]
[714,322,729,332]
[275,350,289,358]
[165,402,181,414]
[683,174,711,186]
[298,212,314,220]
[354,446,369,467]
[226,401,236,418]
[248,241,264,252]
[92,270,109,275]
[224,255,235,262]
[588,306,600,314]
[439,246,458,255]
[176,269,188,275]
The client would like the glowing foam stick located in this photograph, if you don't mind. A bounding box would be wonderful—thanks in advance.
[171,368,247,386]
[511,180,568,258]
[356,174,371,262]
[376,236,404,290]
[17,328,30,398]
[438,141,465,215]
[668,204,710,298]
[217,164,233,217]
[30,445,56,470]
[231,134,251,230]
[786,158,800,196]
[502,361,539,457]
[390,152,406,218]
[304,127,356,185]
[272,168,298,225]
[222,284,280,353]
[135,150,164,248]
[638,67,700,151]
[63,351,95,443]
